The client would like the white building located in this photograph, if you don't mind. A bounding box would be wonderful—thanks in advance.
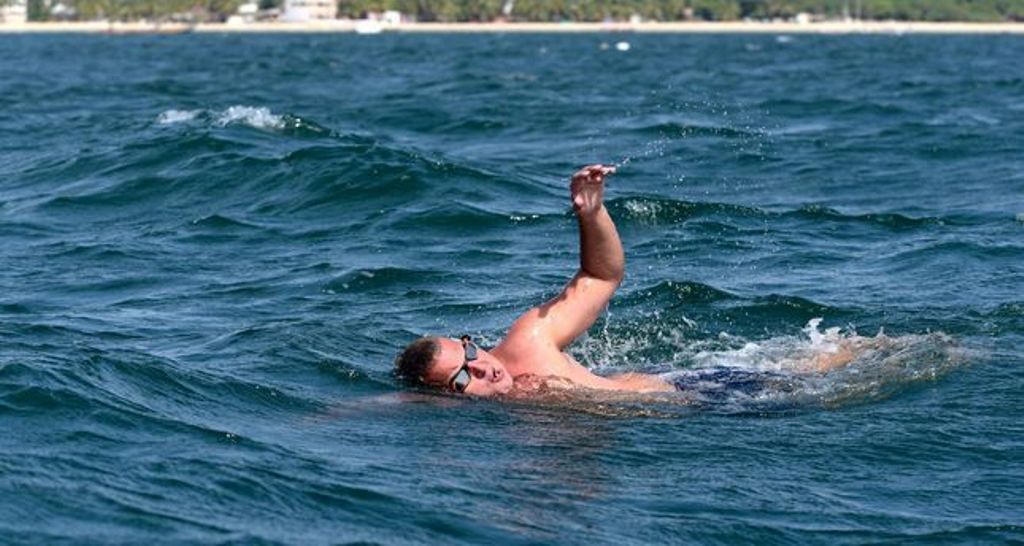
[51,2,75,20]
[227,1,259,24]
[0,0,28,24]
[282,0,337,22]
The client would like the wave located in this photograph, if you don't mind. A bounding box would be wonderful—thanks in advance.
[0,344,325,447]
[975,302,1024,335]
[188,213,266,231]
[886,240,1024,264]
[758,97,910,117]
[989,302,1024,318]
[786,204,949,230]
[433,117,513,133]
[621,280,737,307]
[0,219,62,239]
[926,109,1002,128]
[628,120,760,139]
[0,303,32,315]
[384,202,558,233]
[156,105,332,136]
[30,115,515,222]
[323,267,453,294]
[606,197,763,225]
[606,197,951,232]
[156,109,200,125]
[620,279,844,316]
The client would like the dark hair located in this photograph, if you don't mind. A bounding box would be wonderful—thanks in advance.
[394,336,441,387]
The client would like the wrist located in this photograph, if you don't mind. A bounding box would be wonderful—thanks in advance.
[574,203,605,217]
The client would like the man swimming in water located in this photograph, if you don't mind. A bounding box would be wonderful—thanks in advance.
[394,165,859,397]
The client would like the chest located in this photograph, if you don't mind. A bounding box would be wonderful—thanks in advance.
[501,346,588,380]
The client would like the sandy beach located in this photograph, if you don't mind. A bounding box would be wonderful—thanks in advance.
[1,20,1024,34]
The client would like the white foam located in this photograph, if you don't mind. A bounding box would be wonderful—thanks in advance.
[156,109,200,124]
[578,314,962,410]
[215,106,286,130]
[623,199,662,221]
[686,318,854,373]
[803,317,842,353]
[927,110,1000,127]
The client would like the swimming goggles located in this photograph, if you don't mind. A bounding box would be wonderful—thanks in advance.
[448,335,478,393]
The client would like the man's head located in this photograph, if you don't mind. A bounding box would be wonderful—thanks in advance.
[394,336,513,396]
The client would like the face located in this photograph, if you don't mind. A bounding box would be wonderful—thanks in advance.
[423,337,514,397]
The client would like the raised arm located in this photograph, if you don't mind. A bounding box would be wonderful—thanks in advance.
[573,165,624,285]
[505,165,624,350]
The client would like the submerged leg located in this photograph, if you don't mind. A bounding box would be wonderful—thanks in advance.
[808,335,891,373]
[811,344,857,372]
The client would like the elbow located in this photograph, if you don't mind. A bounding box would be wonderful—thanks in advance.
[605,264,625,287]
[612,255,625,285]
[579,254,625,285]
[606,253,626,286]
[579,266,623,286]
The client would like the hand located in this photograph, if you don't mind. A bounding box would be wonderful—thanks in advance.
[571,164,615,216]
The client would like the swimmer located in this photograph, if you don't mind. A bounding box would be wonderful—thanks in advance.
[394,165,860,397]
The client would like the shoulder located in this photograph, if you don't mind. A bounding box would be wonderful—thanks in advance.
[496,307,550,354]
[493,312,561,373]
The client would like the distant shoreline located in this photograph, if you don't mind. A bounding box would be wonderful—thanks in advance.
[2,20,1024,34]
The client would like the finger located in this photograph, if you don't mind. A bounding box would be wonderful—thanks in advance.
[575,171,592,184]
[577,165,598,181]
[588,165,614,181]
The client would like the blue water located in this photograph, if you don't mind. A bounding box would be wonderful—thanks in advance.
[1,33,1022,544]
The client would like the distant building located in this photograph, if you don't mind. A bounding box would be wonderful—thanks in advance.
[0,0,28,24]
[227,1,259,24]
[282,0,337,22]
[51,2,76,20]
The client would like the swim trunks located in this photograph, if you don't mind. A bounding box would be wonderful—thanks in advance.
[665,367,796,402]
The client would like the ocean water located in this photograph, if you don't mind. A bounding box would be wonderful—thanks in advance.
[1,33,1022,544]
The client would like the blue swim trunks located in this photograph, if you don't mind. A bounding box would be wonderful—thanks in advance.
[665,367,796,402]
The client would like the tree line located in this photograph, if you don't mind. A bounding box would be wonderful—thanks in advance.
[22,0,241,21]
[19,0,1024,22]
[340,0,1024,22]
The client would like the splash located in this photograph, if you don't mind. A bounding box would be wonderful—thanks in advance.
[614,137,670,168]
[214,106,286,130]
[621,199,663,222]
[577,318,964,412]
[156,109,200,124]
[156,105,325,133]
